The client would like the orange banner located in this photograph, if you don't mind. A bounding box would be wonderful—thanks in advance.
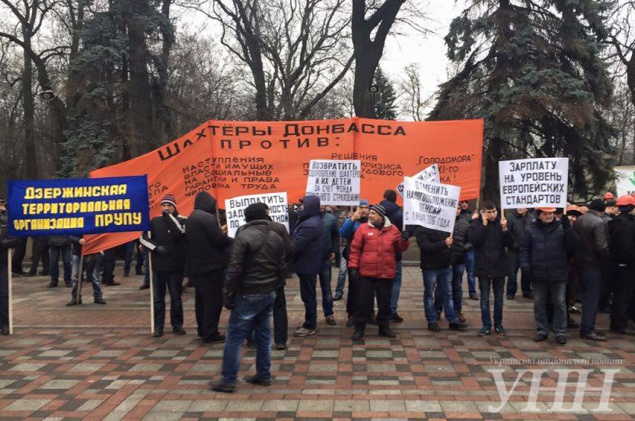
[83,118,483,254]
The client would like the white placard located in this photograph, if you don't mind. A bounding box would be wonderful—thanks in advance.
[403,177,461,234]
[397,164,440,198]
[499,158,569,209]
[225,192,289,238]
[305,160,361,206]
[615,166,635,197]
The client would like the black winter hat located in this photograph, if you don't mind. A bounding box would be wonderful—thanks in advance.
[244,203,268,222]
[588,199,606,213]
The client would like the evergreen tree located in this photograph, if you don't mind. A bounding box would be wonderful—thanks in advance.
[430,0,616,198]
[373,67,398,120]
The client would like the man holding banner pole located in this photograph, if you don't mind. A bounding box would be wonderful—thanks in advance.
[140,194,187,337]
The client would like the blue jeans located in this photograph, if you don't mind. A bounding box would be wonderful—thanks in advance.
[390,261,403,314]
[423,268,457,323]
[579,268,602,335]
[479,277,505,328]
[318,259,334,317]
[71,254,102,300]
[335,254,347,296]
[436,264,465,313]
[298,274,318,329]
[465,250,476,295]
[221,292,276,385]
[533,281,567,335]
[49,245,71,283]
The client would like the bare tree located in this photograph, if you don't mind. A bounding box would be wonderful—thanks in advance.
[189,0,354,120]
[398,63,434,121]
[351,0,404,118]
[608,1,635,107]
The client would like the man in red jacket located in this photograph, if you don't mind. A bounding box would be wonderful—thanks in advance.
[348,204,409,341]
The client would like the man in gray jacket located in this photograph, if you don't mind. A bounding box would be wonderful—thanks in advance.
[573,199,609,341]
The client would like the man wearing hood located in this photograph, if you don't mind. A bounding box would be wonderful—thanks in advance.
[185,192,233,343]
[292,195,323,337]
[140,194,187,337]
[379,189,405,323]
[348,204,410,340]
[211,203,285,393]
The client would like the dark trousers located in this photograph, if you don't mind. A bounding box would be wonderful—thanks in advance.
[598,262,614,311]
[29,237,49,274]
[100,249,116,284]
[192,270,224,339]
[507,250,532,296]
[49,245,71,284]
[346,267,359,316]
[610,265,635,330]
[0,266,8,328]
[354,277,392,331]
[12,237,27,274]
[153,270,184,332]
[273,285,288,345]
[579,268,602,335]
[124,240,144,274]
[298,273,318,330]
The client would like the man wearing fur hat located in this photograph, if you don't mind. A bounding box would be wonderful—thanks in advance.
[348,204,410,341]
[140,194,187,337]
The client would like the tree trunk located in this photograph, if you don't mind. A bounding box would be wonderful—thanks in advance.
[22,34,37,179]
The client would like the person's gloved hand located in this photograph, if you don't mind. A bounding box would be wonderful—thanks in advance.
[223,291,236,310]
[155,245,169,256]
[349,268,359,283]
[401,230,410,241]
[162,209,171,217]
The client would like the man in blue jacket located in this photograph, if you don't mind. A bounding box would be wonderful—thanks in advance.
[292,195,323,337]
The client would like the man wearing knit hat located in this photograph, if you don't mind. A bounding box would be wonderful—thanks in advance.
[348,203,410,340]
[573,199,609,341]
[140,194,187,337]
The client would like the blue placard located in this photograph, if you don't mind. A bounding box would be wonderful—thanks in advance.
[7,176,150,236]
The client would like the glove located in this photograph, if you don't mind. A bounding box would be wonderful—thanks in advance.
[223,291,236,310]
[401,230,410,241]
[349,268,359,283]
[155,245,169,256]
[162,210,171,217]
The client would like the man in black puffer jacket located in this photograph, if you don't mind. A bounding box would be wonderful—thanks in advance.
[140,194,187,337]
[211,203,285,393]
[414,225,468,333]
[520,207,577,345]
[185,192,233,344]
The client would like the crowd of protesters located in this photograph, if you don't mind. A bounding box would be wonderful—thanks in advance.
[2,189,635,393]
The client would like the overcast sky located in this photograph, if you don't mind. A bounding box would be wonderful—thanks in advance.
[380,0,466,111]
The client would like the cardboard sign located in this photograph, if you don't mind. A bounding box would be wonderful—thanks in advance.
[397,164,441,198]
[225,192,289,238]
[305,160,361,206]
[7,176,150,237]
[499,158,569,209]
[403,177,461,234]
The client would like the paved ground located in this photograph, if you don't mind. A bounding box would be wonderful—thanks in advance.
[1,264,634,420]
